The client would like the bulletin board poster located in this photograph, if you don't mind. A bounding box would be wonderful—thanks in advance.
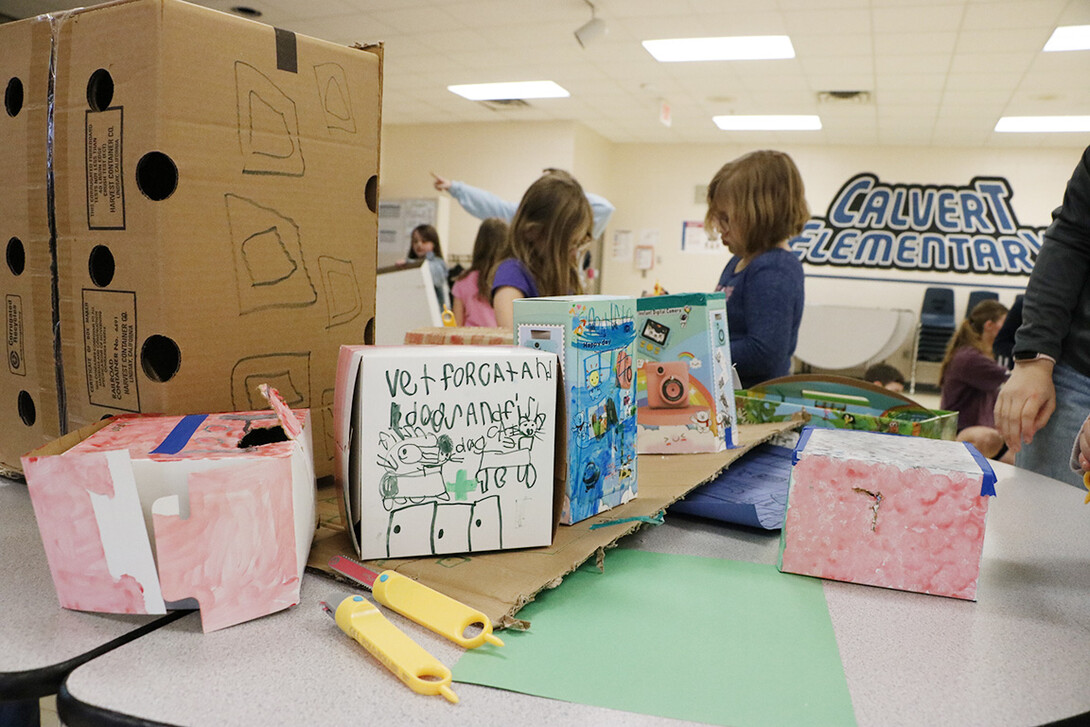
[612,230,634,261]
[682,221,720,253]
[377,198,438,268]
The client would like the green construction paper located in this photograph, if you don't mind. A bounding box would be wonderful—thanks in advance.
[454,549,855,727]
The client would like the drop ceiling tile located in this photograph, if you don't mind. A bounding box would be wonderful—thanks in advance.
[960,0,1068,30]
[872,4,965,34]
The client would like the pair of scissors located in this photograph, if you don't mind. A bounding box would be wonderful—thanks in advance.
[441,304,456,327]
[319,555,504,703]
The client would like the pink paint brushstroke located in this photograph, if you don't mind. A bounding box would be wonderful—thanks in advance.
[153,457,300,632]
[22,453,150,613]
[64,411,306,462]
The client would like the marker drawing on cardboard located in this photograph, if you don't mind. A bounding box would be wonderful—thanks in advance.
[312,62,356,134]
[231,352,311,411]
[234,60,305,176]
[335,345,559,560]
[225,193,317,314]
[318,254,363,329]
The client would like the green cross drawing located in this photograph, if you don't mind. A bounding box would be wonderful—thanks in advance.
[446,469,479,501]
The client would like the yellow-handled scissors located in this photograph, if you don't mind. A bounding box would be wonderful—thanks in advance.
[320,595,459,703]
[442,304,456,327]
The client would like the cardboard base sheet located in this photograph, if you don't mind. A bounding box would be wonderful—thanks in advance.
[308,420,800,629]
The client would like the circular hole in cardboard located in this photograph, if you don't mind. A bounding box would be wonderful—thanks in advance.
[18,391,36,426]
[5,77,24,117]
[136,151,178,201]
[86,69,114,112]
[7,237,25,276]
[88,245,115,287]
[140,335,181,382]
[364,317,375,345]
[365,175,378,214]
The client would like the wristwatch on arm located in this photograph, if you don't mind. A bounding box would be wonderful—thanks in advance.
[1012,351,1057,364]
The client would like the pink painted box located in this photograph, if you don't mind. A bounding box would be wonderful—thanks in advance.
[21,386,315,632]
[778,427,996,600]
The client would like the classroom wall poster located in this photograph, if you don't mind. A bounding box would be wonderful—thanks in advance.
[682,220,719,253]
[612,229,633,260]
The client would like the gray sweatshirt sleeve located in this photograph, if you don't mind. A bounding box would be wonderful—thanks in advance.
[1014,146,1090,366]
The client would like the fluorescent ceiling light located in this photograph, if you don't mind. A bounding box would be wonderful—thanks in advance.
[643,35,794,62]
[448,81,569,101]
[995,116,1090,132]
[1044,25,1090,52]
[713,114,822,131]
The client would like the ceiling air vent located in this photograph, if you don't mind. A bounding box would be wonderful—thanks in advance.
[478,98,531,111]
[817,90,872,104]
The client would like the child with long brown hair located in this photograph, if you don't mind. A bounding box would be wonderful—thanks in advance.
[403,223,448,308]
[706,150,810,388]
[451,217,508,327]
[940,299,1012,462]
[490,170,594,328]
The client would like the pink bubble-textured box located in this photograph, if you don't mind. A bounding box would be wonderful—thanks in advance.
[778,427,996,600]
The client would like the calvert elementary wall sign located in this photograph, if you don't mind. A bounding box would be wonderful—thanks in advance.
[789,173,1046,277]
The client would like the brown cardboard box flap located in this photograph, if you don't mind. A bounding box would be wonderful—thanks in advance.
[308,419,800,628]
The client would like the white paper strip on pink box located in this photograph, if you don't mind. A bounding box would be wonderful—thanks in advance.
[22,387,315,632]
[779,427,996,600]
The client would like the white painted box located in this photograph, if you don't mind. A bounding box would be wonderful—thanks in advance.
[334,345,560,560]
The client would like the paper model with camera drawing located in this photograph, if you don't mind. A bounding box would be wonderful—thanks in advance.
[635,292,739,454]
[513,296,638,525]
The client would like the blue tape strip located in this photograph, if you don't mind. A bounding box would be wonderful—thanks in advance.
[150,414,208,455]
[962,442,998,497]
[792,426,815,464]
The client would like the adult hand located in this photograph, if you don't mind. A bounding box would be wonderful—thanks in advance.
[1077,416,1090,471]
[431,172,451,192]
[994,358,1056,453]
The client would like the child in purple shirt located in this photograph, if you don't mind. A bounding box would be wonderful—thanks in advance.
[940,299,1012,462]
[489,170,593,328]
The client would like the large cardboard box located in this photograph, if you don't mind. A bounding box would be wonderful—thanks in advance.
[49,0,382,477]
[0,16,62,474]
[635,292,739,454]
[736,374,958,440]
[334,344,561,560]
[513,295,638,524]
[779,427,996,600]
[22,386,315,632]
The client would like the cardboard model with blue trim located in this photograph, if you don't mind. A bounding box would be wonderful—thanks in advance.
[635,292,739,454]
[513,296,638,525]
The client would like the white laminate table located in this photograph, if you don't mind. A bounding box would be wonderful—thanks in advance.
[794,305,917,371]
[0,481,183,704]
[55,462,1090,727]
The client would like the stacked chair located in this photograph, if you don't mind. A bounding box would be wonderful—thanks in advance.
[910,287,956,392]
